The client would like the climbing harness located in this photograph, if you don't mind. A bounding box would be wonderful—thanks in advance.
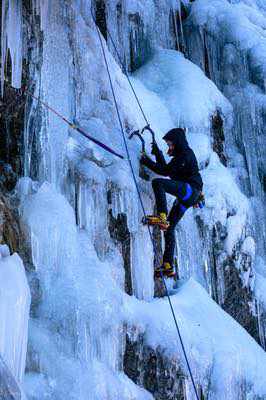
[3,79,124,160]
[91,7,200,400]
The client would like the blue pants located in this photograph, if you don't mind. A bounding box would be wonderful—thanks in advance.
[152,178,200,265]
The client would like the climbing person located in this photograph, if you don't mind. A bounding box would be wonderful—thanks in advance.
[140,128,204,278]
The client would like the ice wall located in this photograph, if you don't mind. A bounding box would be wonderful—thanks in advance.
[0,244,31,382]
[125,279,266,400]
[20,180,153,400]
[184,0,266,344]
[0,355,25,400]
[2,0,266,399]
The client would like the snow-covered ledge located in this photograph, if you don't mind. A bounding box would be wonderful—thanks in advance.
[0,245,31,383]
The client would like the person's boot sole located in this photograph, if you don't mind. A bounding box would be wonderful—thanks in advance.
[142,217,169,231]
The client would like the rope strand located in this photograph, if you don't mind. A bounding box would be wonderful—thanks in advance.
[92,10,200,400]
[3,78,124,160]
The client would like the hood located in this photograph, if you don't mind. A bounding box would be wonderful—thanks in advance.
[163,128,189,154]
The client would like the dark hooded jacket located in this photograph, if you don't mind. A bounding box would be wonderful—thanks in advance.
[142,128,203,190]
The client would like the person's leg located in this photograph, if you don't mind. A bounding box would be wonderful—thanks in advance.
[163,200,188,266]
[176,182,201,208]
[151,178,182,215]
[152,179,200,214]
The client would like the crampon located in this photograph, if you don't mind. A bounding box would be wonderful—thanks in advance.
[154,262,176,279]
[142,215,170,231]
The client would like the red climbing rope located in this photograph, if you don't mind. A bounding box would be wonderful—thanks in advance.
[4,80,124,160]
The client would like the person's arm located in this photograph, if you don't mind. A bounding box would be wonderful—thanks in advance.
[151,143,167,168]
[140,153,169,176]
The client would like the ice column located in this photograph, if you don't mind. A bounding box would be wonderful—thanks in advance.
[0,245,31,382]
[1,0,23,93]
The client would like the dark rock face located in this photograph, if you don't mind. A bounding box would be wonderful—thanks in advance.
[95,0,107,40]
[169,4,188,55]
[124,332,187,400]
[0,80,26,181]
[0,356,22,400]
[223,258,260,343]
[196,217,261,345]
[0,163,17,192]
[0,1,43,184]
[257,307,266,350]
[93,0,151,72]
[211,111,227,166]
[152,223,167,298]
[128,12,151,72]
[108,208,132,295]
[0,194,21,254]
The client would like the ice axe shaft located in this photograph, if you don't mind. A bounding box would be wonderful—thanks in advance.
[141,125,156,144]
[128,129,146,153]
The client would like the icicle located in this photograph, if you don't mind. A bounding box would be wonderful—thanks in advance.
[172,8,180,51]
[34,0,51,31]
[1,0,8,95]
[177,0,185,50]
[1,0,23,94]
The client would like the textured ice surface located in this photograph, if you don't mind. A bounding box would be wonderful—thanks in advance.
[134,49,232,130]
[24,1,71,188]
[21,181,266,400]
[1,0,23,92]
[0,355,26,400]
[186,0,266,338]
[132,49,249,262]
[21,181,153,399]
[0,246,31,382]
[125,279,266,400]
[2,0,265,398]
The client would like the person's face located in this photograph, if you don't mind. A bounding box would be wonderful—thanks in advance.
[166,140,175,156]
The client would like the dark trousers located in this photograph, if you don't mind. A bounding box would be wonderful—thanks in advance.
[152,178,200,265]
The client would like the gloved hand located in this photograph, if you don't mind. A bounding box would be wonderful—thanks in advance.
[151,142,160,155]
[140,152,150,165]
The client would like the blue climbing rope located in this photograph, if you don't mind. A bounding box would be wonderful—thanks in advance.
[91,8,200,400]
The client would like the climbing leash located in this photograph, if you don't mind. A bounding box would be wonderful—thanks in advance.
[3,79,124,160]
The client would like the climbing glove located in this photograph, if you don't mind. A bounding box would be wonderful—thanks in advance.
[151,142,160,156]
[140,153,151,165]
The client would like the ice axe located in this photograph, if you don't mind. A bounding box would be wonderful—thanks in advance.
[140,124,156,145]
[128,129,146,154]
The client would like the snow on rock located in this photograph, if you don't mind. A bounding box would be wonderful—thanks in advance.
[190,0,266,48]
[133,49,232,131]
[125,278,266,399]
[189,0,266,89]
[241,236,256,258]
[202,152,250,255]
[0,245,31,382]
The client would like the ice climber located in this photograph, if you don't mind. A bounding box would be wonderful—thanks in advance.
[140,128,204,278]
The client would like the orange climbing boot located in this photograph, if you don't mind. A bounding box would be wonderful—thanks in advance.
[142,212,170,231]
[154,262,176,279]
